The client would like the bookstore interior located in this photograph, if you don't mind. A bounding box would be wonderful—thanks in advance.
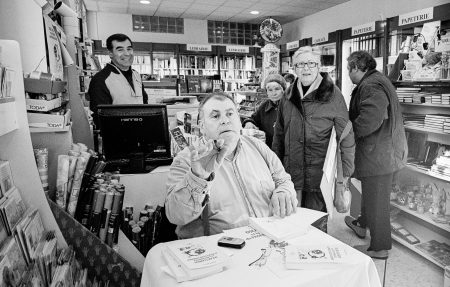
[0,0,450,286]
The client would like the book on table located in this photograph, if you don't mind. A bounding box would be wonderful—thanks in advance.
[162,238,229,282]
[248,207,327,242]
[284,244,349,270]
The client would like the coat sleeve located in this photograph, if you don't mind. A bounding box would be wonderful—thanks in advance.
[88,75,113,127]
[271,99,285,159]
[242,102,264,128]
[352,84,389,139]
[165,149,212,226]
[333,91,355,178]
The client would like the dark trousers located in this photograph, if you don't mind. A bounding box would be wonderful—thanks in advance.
[301,191,327,233]
[359,173,393,251]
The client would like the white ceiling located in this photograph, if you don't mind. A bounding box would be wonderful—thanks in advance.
[84,0,350,24]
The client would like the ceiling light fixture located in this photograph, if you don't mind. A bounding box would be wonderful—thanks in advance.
[140,0,150,4]
[250,11,259,15]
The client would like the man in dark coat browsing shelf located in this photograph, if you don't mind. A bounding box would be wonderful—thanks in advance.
[345,51,407,259]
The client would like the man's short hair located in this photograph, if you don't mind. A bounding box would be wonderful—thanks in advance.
[106,34,133,51]
[347,51,377,72]
[198,92,236,121]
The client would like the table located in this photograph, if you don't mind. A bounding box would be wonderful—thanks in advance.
[140,226,382,287]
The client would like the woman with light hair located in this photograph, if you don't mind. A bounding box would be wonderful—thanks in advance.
[272,46,355,218]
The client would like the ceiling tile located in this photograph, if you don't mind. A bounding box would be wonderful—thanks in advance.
[214,7,243,13]
[159,1,192,9]
[248,3,280,10]
[155,11,184,17]
[181,12,209,19]
[188,4,219,11]
[193,0,226,4]
[205,14,231,21]
[221,1,253,8]
[100,7,128,14]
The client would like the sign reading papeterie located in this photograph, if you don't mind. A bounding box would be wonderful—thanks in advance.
[286,40,299,50]
[352,22,376,36]
[226,46,249,53]
[312,34,328,45]
[399,7,433,26]
[186,44,212,52]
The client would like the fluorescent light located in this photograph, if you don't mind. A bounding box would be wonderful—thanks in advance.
[140,0,150,4]
[250,11,259,15]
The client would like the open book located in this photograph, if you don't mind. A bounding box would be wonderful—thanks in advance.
[162,238,229,282]
[284,244,348,269]
[248,207,327,242]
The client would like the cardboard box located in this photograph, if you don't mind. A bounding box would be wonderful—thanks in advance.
[27,109,71,129]
[23,78,66,94]
[26,97,62,112]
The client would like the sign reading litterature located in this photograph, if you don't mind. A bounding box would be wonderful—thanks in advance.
[286,40,299,50]
[226,46,249,53]
[186,44,212,52]
[399,7,433,26]
[312,34,328,45]
[352,22,376,36]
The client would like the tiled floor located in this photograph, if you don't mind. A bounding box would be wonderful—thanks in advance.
[328,211,445,287]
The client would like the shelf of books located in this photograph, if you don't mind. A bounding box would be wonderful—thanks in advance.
[179,55,218,77]
[390,214,450,269]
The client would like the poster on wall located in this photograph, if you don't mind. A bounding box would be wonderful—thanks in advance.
[43,15,64,80]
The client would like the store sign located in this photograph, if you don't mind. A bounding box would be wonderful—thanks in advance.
[399,7,433,26]
[436,34,450,52]
[312,34,328,45]
[226,46,249,53]
[186,44,212,52]
[286,40,299,50]
[352,22,376,36]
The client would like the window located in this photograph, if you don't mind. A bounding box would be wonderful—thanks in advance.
[132,15,184,34]
[208,21,259,45]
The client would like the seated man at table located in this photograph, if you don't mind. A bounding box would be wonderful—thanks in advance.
[165,92,298,239]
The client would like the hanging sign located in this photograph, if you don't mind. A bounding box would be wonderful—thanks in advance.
[399,7,433,26]
[312,34,328,45]
[226,45,249,53]
[352,22,376,36]
[186,44,212,52]
[286,40,299,50]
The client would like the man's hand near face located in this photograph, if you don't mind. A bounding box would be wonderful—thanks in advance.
[270,191,298,218]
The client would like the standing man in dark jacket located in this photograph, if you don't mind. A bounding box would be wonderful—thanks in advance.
[272,46,355,212]
[345,51,407,259]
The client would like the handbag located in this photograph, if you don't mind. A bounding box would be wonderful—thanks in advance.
[334,122,352,213]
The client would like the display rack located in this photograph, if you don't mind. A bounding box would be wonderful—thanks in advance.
[392,80,450,269]
[0,39,67,247]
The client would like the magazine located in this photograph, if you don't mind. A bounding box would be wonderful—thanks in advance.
[284,244,348,269]
[0,237,27,285]
[0,187,26,234]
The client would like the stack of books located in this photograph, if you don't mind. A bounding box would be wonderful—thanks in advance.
[430,152,450,180]
[424,114,450,132]
[444,118,450,134]
[396,87,420,102]
[403,113,426,129]
[162,238,230,282]
[442,94,450,105]
[248,207,327,242]
[415,240,450,267]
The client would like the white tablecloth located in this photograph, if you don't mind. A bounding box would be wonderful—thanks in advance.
[140,226,381,287]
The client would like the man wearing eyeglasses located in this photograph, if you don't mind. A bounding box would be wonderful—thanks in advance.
[272,46,355,218]
[88,33,148,126]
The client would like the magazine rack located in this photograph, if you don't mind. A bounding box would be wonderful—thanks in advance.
[49,200,143,286]
[0,40,67,247]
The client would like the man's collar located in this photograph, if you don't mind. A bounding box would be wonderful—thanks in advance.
[297,73,323,99]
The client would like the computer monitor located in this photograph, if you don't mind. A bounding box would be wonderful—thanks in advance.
[97,104,172,174]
